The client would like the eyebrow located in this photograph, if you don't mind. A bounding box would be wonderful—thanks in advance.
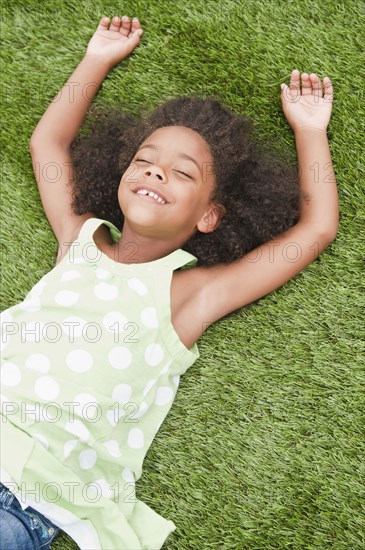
[138,144,202,175]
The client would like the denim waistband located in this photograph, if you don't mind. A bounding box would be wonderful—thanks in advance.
[0,481,61,548]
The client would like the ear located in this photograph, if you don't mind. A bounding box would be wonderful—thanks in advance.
[196,203,226,234]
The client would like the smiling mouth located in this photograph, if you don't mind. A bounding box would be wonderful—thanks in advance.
[134,188,168,205]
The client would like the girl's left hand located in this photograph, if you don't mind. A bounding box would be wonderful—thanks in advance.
[281,70,334,133]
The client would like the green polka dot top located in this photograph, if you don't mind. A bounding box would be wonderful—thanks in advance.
[0,217,200,549]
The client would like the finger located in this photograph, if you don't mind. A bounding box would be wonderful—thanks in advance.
[97,16,110,31]
[130,17,141,34]
[323,76,334,103]
[289,69,300,90]
[280,82,289,98]
[120,15,132,36]
[310,73,322,99]
[128,27,144,44]
[300,73,312,96]
[289,69,301,99]
[280,82,298,105]
[119,29,144,57]
[109,15,122,32]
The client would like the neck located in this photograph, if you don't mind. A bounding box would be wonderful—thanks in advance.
[106,221,187,264]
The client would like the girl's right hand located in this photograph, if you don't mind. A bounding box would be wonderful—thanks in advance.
[85,16,144,68]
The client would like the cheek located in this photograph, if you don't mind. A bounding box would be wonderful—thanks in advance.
[119,170,133,191]
[181,195,209,223]
[119,165,142,192]
[117,178,128,206]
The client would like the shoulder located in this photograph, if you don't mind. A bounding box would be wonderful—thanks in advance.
[170,265,213,349]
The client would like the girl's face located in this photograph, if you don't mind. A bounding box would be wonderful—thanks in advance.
[118,126,224,244]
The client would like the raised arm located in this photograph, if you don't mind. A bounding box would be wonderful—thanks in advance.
[186,70,339,337]
[280,70,338,230]
[29,16,143,248]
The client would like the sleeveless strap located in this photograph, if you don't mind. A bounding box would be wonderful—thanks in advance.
[76,217,198,271]
[76,217,108,242]
[164,248,198,271]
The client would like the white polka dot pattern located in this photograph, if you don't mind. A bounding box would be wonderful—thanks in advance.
[102,312,128,333]
[102,440,122,457]
[127,278,148,296]
[143,379,156,397]
[155,386,174,406]
[106,408,125,427]
[34,376,60,400]
[144,343,164,366]
[108,347,132,370]
[91,479,113,499]
[60,270,81,282]
[112,384,132,404]
[0,217,200,550]
[29,279,46,297]
[54,290,80,306]
[63,439,78,458]
[130,401,148,419]
[66,349,93,372]
[1,362,21,386]
[95,268,111,280]
[94,282,118,301]
[140,307,158,328]
[121,468,135,483]
[79,448,97,469]
[127,428,144,449]
[19,296,41,312]
[159,360,173,375]
[25,354,50,373]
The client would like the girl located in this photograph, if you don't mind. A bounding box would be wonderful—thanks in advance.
[0,14,338,550]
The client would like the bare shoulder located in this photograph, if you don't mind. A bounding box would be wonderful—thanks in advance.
[170,265,213,350]
[170,262,239,349]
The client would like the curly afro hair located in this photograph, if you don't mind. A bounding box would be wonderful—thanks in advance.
[70,96,300,266]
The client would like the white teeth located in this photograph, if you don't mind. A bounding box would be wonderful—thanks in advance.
[136,189,166,204]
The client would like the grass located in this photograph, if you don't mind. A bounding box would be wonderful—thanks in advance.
[1,0,364,548]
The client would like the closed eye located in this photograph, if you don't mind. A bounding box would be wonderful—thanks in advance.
[175,170,193,179]
[135,159,192,179]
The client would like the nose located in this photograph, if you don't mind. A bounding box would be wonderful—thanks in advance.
[143,165,166,182]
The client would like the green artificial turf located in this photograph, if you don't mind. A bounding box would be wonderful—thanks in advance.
[1,1,364,549]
